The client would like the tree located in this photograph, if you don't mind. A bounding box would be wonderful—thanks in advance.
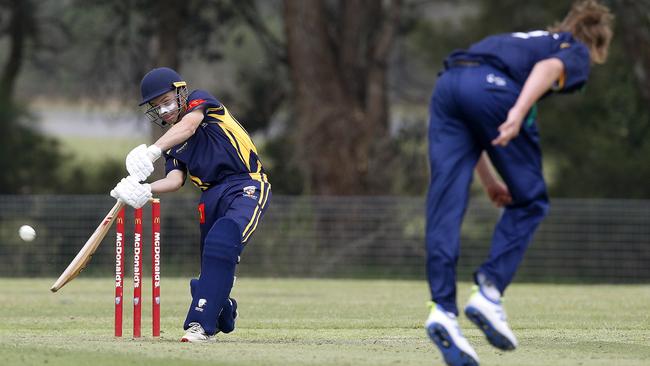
[284,0,402,195]
[403,0,650,198]
[0,0,37,102]
[0,101,69,193]
[0,0,70,193]
[148,0,188,178]
[615,0,650,101]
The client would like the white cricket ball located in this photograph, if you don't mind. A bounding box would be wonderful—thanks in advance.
[18,225,36,242]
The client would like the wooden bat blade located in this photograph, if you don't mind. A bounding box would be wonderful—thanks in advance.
[50,201,125,292]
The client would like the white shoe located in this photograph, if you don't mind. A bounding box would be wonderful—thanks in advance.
[464,286,517,351]
[180,322,215,343]
[425,304,480,366]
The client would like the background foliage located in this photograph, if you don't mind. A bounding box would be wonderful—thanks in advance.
[1,0,648,197]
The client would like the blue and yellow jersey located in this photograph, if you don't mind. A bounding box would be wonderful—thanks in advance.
[445,31,591,93]
[163,90,268,191]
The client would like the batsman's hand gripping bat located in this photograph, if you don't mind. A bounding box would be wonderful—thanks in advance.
[50,200,125,292]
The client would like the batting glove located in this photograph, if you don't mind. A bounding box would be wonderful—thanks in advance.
[110,176,152,209]
[126,144,162,182]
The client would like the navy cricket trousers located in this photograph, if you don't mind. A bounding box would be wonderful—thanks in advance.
[198,177,271,254]
[184,177,271,334]
[426,64,549,315]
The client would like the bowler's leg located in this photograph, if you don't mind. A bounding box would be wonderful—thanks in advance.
[460,75,547,351]
[426,81,481,316]
[480,124,549,294]
[425,73,481,366]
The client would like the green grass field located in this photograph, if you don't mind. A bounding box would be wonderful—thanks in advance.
[1,278,648,366]
[59,137,141,163]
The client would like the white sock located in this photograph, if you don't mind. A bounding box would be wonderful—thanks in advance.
[481,283,501,302]
[476,272,501,302]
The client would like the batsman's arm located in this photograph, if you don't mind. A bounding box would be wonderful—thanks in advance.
[126,109,203,182]
[150,169,185,194]
[152,109,204,151]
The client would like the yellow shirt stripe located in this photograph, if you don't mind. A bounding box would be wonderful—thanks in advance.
[208,106,260,172]
[243,183,271,243]
[242,181,267,242]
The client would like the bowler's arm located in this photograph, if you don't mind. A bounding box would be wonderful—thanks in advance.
[475,153,512,207]
[475,153,499,187]
[492,58,564,146]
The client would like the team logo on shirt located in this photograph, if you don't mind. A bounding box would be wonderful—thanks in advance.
[242,186,258,200]
[187,99,206,110]
[486,73,507,87]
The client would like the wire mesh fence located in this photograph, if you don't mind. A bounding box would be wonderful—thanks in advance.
[0,195,648,282]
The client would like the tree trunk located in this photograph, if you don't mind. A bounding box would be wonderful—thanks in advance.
[617,0,650,101]
[0,0,31,102]
[614,0,650,146]
[284,0,401,195]
[149,0,187,179]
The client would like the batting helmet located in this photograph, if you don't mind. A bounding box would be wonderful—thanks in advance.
[139,67,187,106]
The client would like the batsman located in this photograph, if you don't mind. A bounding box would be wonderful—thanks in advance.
[110,67,271,342]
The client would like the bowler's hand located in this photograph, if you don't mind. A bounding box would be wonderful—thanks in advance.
[484,181,512,208]
[492,107,526,147]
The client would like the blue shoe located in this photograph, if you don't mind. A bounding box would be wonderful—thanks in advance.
[426,303,480,366]
[464,286,517,351]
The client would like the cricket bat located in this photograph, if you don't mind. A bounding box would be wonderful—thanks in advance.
[50,200,125,292]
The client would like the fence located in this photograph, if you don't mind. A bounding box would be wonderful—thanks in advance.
[0,195,648,282]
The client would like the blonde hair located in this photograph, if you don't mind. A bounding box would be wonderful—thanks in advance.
[549,0,614,64]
